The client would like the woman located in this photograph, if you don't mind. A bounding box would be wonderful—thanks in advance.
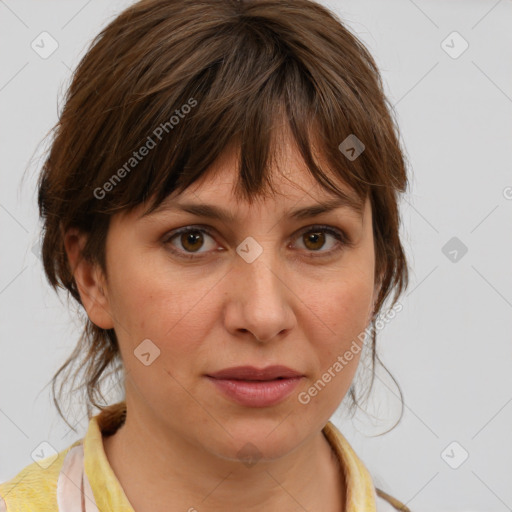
[0,0,411,510]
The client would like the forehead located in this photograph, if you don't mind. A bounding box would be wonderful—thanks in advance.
[139,134,366,222]
[148,173,364,223]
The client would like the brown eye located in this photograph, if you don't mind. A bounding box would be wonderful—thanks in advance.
[293,226,349,257]
[163,224,351,261]
[164,226,218,259]
[180,230,204,252]
[302,230,326,251]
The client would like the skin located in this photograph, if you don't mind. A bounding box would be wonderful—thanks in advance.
[64,130,380,512]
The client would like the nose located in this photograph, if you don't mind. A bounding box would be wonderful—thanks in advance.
[222,247,296,344]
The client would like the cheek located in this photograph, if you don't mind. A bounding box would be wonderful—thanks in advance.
[309,269,373,337]
[295,276,373,414]
[302,269,374,380]
[107,255,220,357]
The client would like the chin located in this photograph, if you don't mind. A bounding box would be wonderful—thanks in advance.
[207,416,303,464]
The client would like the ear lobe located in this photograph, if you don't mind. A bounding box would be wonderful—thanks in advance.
[63,228,114,330]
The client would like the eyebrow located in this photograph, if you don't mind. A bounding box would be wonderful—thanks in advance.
[142,193,364,222]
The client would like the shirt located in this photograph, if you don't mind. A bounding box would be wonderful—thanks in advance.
[0,402,410,511]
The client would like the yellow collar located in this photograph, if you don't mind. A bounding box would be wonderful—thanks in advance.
[323,421,378,511]
[84,402,378,511]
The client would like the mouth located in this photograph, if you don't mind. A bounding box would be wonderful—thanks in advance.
[205,365,304,407]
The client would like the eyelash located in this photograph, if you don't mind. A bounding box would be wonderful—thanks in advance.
[162,224,353,261]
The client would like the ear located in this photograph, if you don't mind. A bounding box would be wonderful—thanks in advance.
[63,227,115,330]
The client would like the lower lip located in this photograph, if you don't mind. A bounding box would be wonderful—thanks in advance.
[206,376,303,407]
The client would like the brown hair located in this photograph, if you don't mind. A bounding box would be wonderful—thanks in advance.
[36,0,410,431]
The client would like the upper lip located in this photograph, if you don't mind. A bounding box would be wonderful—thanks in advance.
[206,365,304,381]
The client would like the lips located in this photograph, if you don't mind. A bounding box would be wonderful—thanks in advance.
[205,365,304,407]
[206,365,304,381]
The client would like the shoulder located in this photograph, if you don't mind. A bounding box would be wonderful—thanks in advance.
[0,439,82,512]
[375,487,412,512]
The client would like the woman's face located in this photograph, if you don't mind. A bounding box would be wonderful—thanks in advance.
[75,136,378,463]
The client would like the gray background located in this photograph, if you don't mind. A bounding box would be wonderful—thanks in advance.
[1,1,511,511]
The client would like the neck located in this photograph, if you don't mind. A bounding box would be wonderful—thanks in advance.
[101,401,346,512]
